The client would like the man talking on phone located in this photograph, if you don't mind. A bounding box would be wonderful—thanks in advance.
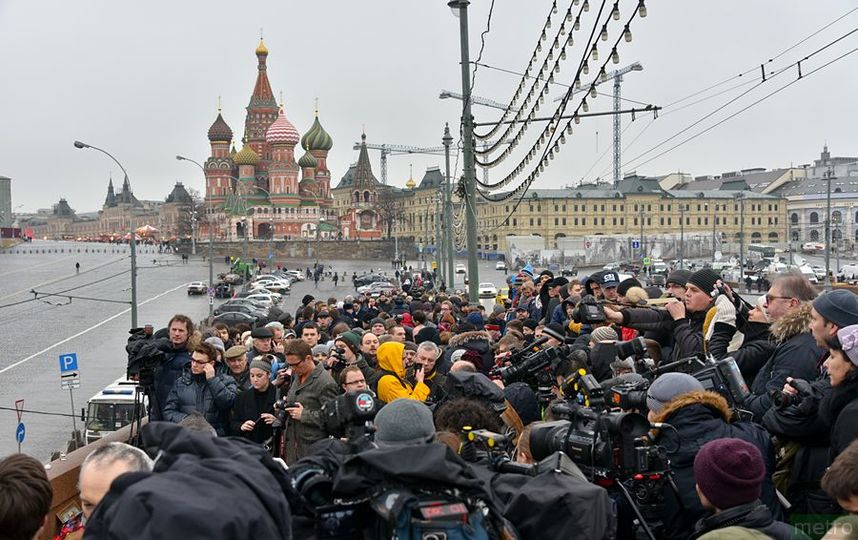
[376,341,430,404]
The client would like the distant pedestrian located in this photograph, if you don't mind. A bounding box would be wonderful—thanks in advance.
[333,273,339,287]
[745,276,752,292]
[314,272,320,289]
[75,262,80,274]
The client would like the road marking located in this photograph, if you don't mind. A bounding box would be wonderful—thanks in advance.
[0,282,188,375]
[0,256,127,301]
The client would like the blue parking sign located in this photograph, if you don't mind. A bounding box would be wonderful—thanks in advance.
[16,422,25,443]
[632,240,640,249]
[59,353,78,373]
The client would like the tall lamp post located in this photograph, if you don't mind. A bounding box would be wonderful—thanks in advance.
[449,0,479,300]
[74,141,138,329]
[176,155,215,318]
[735,192,746,284]
[824,167,834,288]
[442,124,455,289]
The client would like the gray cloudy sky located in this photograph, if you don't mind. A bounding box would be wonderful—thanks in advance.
[2,1,856,213]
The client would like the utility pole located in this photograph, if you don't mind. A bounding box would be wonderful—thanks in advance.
[737,192,746,283]
[824,167,833,289]
[443,124,455,289]
[450,0,479,300]
[176,155,215,319]
[679,203,685,269]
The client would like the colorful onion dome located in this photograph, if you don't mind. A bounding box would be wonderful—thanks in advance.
[301,114,333,151]
[298,148,318,169]
[233,142,259,166]
[266,106,300,145]
[255,39,268,56]
[207,112,233,142]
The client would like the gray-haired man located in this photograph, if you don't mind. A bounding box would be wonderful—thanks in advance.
[79,442,153,519]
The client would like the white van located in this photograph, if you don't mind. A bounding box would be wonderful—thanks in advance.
[84,378,145,444]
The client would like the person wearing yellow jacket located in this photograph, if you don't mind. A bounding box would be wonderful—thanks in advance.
[376,341,430,403]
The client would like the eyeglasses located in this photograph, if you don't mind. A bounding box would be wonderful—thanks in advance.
[765,294,793,304]
[191,358,213,365]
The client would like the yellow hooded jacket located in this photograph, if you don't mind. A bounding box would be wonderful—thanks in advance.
[376,341,430,403]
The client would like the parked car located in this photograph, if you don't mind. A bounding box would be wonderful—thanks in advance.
[251,279,290,294]
[602,262,621,271]
[284,270,305,282]
[213,311,257,327]
[354,273,389,288]
[357,281,395,294]
[213,303,267,321]
[560,266,577,277]
[221,273,244,285]
[187,281,207,295]
[495,260,508,271]
[214,282,234,299]
[455,264,466,274]
[246,293,278,307]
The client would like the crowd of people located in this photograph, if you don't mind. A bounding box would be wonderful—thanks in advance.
[4,263,858,540]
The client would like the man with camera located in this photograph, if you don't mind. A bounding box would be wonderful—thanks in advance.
[645,373,781,540]
[741,272,823,420]
[151,314,195,421]
[325,330,380,392]
[281,339,338,464]
[603,269,722,365]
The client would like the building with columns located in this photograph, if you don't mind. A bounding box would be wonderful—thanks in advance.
[201,39,336,242]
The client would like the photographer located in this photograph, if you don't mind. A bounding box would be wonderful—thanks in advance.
[326,330,380,392]
[151,314,196,421]
[761,290,858,517]
[229,357,277,444]
[604,269,722,365]
[281,339,339,464]
[376,341,430,403]
[645,373,781,540]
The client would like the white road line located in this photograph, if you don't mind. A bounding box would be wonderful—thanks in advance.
[0,282,188,375]
[0,256,127,301]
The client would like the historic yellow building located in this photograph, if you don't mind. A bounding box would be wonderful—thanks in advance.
[332,172,788,255]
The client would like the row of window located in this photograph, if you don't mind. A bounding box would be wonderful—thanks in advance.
[517,202,783,214]
[791,210,857,225]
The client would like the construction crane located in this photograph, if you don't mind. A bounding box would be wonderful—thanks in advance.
[351,143,446,185]
[354,139,509,185]
[441,62,644,188]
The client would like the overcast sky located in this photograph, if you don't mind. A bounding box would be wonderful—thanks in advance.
[2,1,856,213]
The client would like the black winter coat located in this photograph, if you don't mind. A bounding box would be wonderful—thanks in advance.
[230,383,277,443]
[85,422,292,540]
[151,339,191,420]
[689,501,810,540]
[819,369,858,460]
[622,306,707,364]
[730,322,775,386]
[746,304,825,420]
[651,391,783,540]
[163,367,237,435]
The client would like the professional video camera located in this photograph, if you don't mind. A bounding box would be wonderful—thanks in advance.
[646,354,750,412]
[320,390,378,447]
[490,338,570,406]
[571,294,607,325]
[328,346,348,371]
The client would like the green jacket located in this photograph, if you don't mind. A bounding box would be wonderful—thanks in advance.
[283,361,338,464]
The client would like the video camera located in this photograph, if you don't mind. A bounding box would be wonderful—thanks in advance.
[645,355,750,412]
[320,390,378,446]
[328,346,348,371]
[571,294,606,325]
[490,338,571,406]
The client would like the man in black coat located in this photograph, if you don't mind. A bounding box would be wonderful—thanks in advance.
[646,373,783,540]
[744,274,824,420]
[84,422,292,540]
[689,438,809,540]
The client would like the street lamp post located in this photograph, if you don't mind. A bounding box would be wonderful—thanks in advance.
[449,0,479,300]
[442,124,455,289]
[176,155,214,318]
[75,141,138,329]
[824,167,834,288]
[736,192,746,284]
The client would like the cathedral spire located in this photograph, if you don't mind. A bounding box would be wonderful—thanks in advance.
[250,39,275,107]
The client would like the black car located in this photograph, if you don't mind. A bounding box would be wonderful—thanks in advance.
[214,283,234,299]
[212,311,257,327]
[213,303,268,321]
[354,273,389,288]
[560,267,577,277]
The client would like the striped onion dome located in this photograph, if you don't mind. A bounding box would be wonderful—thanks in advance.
[266,106,300,145]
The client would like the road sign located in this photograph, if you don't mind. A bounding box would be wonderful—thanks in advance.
[15,399,24,422]
[58,353,78,373]
[643,257,652,267]
[61,379,80,390]
[207,287,215,296]
[632,240,640,249]
[16,422,25,443]
[585,241,592,248]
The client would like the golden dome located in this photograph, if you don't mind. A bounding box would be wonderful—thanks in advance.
[255,39,268,56]
[405,177,416,189]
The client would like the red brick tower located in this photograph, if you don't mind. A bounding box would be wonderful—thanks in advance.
[205,109,234,204]
[244,39,278,191]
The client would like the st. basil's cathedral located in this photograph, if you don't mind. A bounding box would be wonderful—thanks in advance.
[202,39,341,241]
